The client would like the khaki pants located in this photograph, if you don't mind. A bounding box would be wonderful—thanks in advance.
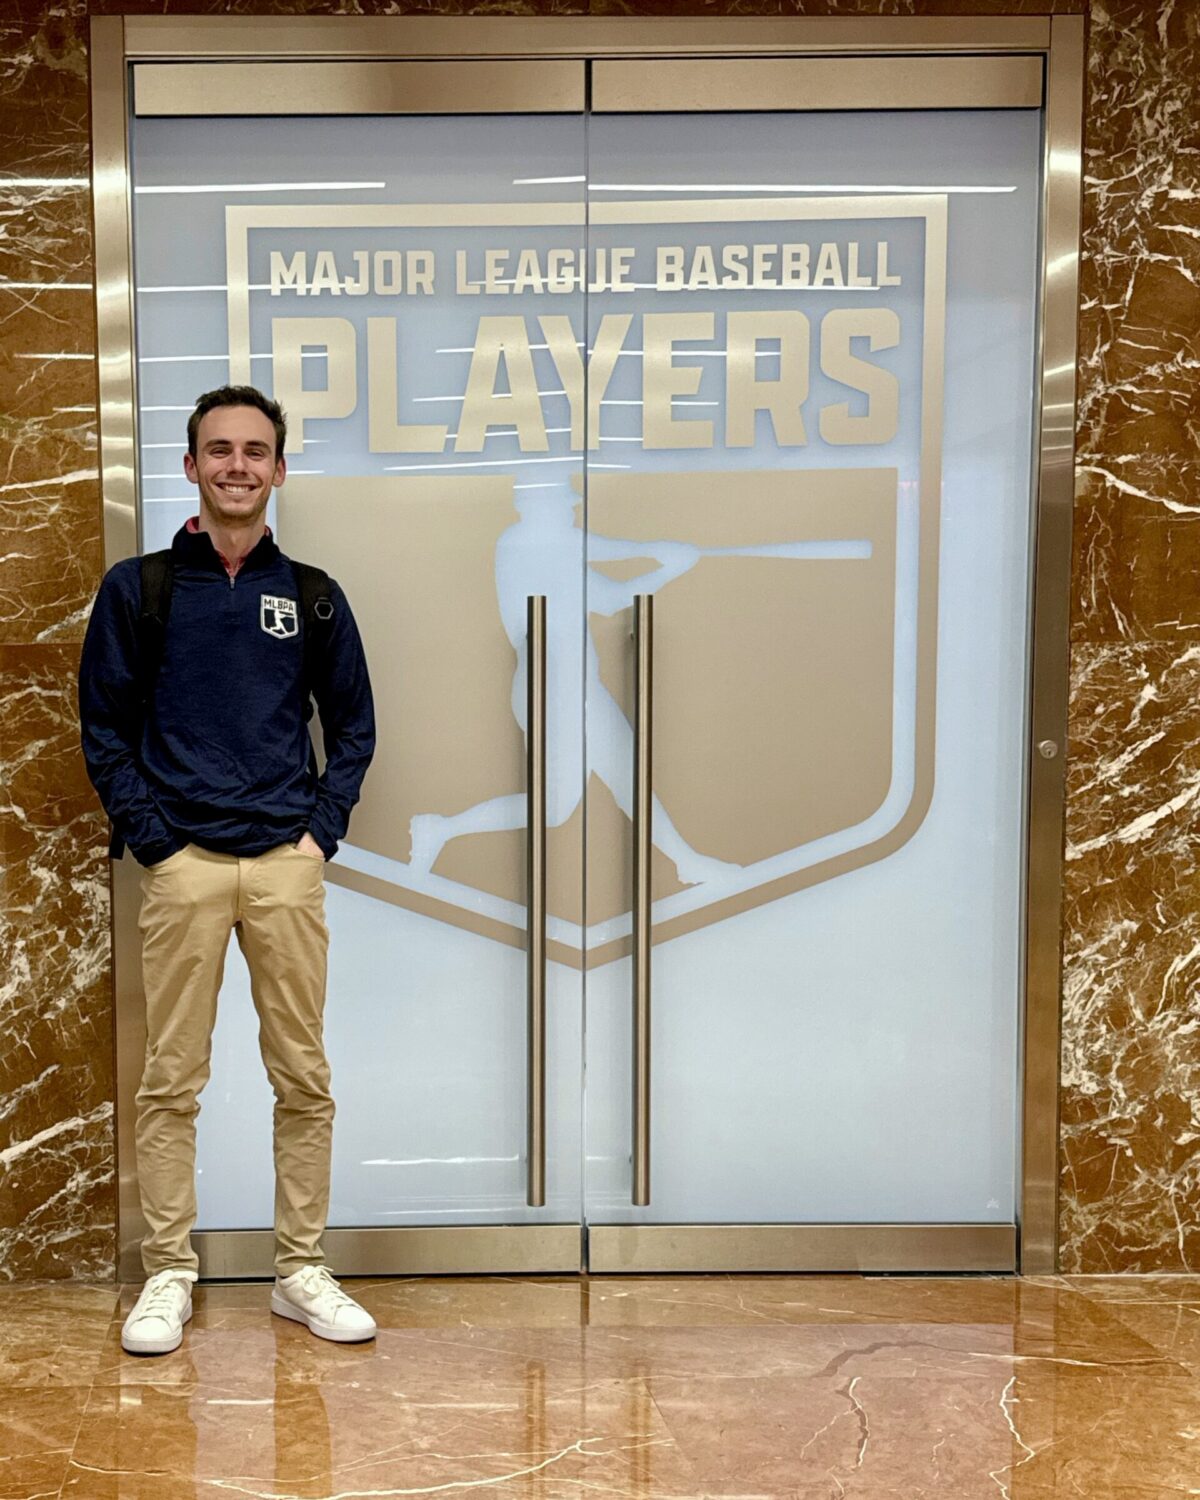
[136,842,332,1277]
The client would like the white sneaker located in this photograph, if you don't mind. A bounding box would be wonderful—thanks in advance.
[271,1266,376,1343]
[121,1269,197,1355]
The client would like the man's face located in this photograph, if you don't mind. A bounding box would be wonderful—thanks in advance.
[183,405,285,528]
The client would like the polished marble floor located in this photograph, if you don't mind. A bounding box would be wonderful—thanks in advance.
[2,1273,1199,1497]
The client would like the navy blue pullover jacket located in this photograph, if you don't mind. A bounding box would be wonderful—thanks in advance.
[78,524,375,867]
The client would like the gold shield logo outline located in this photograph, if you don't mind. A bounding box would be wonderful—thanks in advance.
[228,196,947,971]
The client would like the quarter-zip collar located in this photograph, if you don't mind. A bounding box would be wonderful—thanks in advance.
[173,521,279,579]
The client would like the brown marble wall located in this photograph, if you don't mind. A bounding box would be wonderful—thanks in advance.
[1060,0,1200,1272]
[1,0,1194,1278]
[0,0,114,1278]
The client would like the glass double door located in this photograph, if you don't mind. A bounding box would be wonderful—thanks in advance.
[128,65,1042,1273]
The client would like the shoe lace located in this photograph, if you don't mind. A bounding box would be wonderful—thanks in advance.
[294,1272,351,1308]
[139,1271,189,1318]
[295,1265,354,1307]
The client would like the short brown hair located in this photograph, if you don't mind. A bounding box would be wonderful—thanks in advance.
[187,385,287,461]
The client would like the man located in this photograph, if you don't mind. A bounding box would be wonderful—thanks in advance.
[79,385,376,1354]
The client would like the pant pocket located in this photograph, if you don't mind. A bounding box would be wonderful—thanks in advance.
[147,844,190,874]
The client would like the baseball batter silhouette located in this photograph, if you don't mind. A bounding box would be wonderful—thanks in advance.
[407,482,866,889]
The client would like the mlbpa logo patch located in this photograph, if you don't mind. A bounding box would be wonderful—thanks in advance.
[260,594,299,639]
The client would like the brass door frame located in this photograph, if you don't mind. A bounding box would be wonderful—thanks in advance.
[91,14,1083,1280]
[120,14,1053,59]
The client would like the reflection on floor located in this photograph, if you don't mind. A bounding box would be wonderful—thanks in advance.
[2,1274,1199,1497]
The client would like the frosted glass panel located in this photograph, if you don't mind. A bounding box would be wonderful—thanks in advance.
[130,114,587,1228]
[582,110,1040,1224]
[127,98,1041,1244]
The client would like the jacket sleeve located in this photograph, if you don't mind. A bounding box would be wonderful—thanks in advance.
[305,579,376,860]
[77,564,183,867]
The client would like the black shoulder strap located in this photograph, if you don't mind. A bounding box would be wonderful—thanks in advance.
[290,560,335,698]
[137,549,174,703]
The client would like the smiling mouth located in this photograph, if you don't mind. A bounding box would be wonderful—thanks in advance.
[217,483,257,495]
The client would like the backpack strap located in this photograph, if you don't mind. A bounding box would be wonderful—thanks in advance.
[137,549,175,706]
[290,560,335,709]
[110,549,174,860]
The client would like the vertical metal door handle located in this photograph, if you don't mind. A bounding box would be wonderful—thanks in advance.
[632,594,652,1206]
[527,595,547,1208]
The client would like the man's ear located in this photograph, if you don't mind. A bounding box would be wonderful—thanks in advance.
[273,455,287,488]
[183,452,199,484]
